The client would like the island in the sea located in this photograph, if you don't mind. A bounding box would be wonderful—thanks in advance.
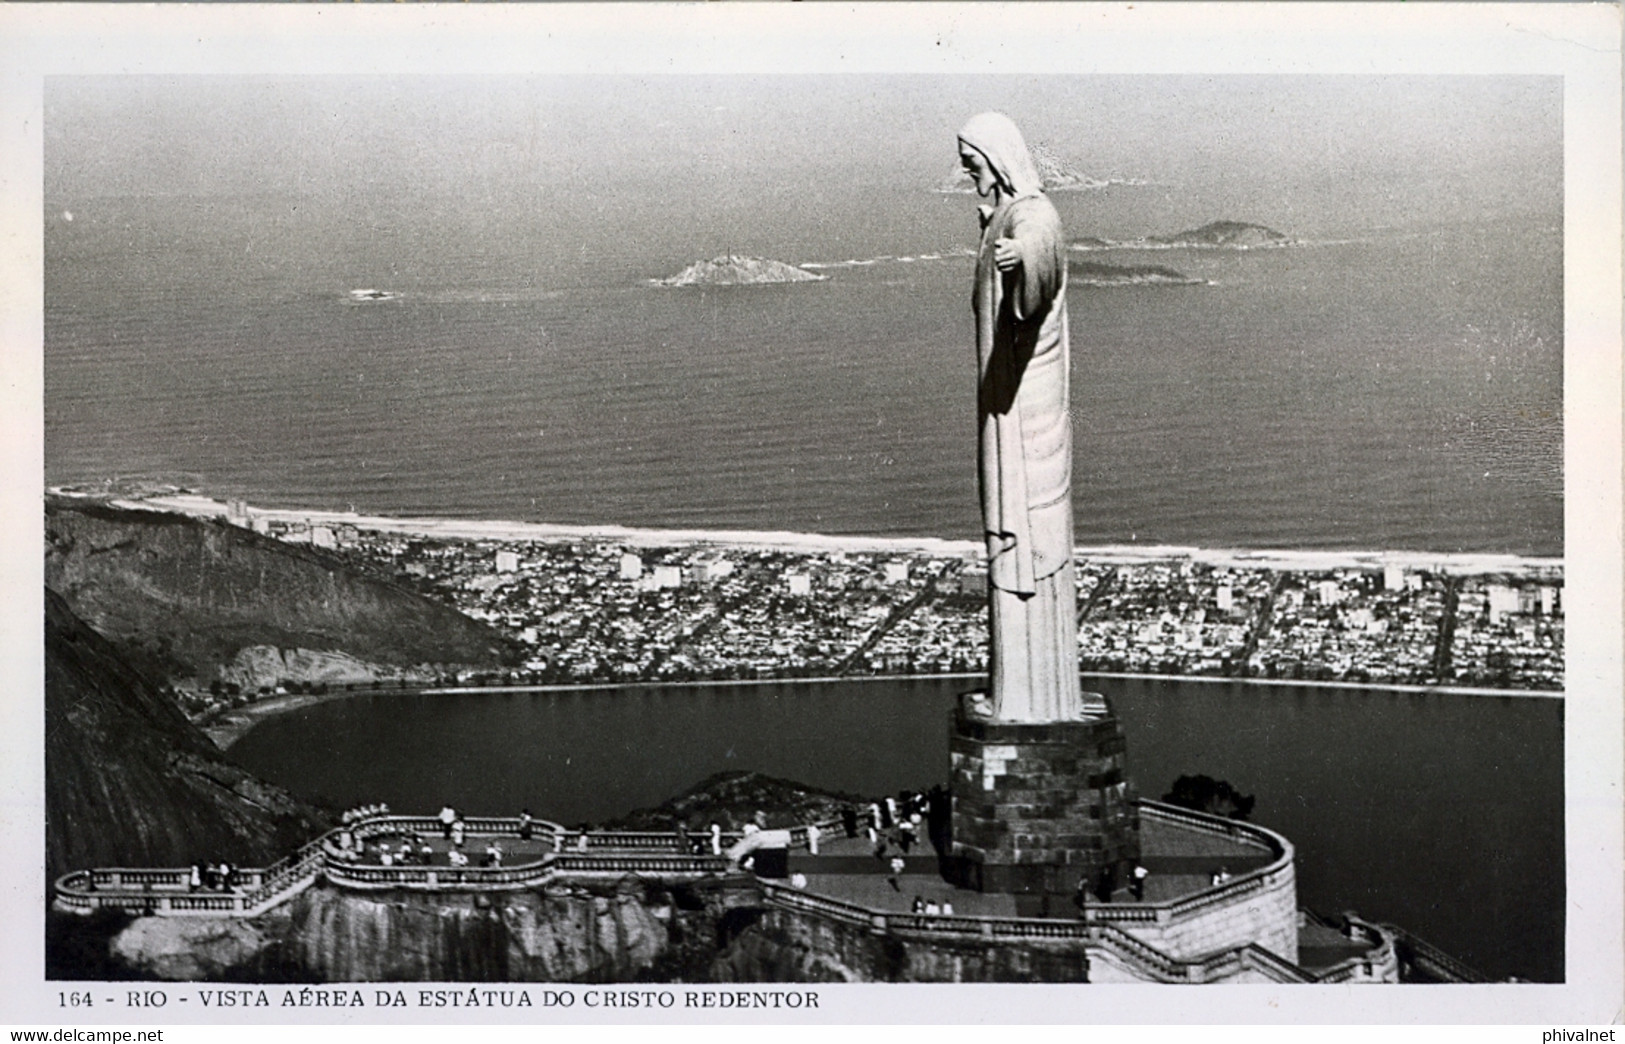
[1073,221,1297,252]
[937,142,1146,194]
[1148,220,1295,249]
[656,256,826,287]
[1069,260,1208,287]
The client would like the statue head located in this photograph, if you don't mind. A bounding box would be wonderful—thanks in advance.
[957,112,1044,200]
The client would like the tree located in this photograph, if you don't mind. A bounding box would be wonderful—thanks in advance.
[1162,775,1256,820]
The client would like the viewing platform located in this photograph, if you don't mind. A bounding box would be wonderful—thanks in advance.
[52,801,1398,984]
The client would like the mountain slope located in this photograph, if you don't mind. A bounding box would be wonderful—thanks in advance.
[45,497,519,686]
[45,587,331,883]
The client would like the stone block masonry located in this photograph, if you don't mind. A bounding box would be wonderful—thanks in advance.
[949,698,1140,911]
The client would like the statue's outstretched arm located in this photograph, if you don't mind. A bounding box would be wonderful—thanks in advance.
[998,207,1060,322]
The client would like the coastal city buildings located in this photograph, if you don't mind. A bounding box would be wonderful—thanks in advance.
[279,522,1562,694]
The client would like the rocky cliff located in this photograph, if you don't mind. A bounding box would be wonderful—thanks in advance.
[44,587,331,884]
[712,906,1092,982]
[106,877,757,983]
[99,872,1094,984]
[45,497,519,687]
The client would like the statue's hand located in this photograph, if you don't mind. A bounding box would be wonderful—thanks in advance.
[993,237,1022,271]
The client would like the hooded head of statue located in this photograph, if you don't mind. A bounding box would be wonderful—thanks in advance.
[957,112,1045,200]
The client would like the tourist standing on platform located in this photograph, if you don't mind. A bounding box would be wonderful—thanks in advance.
[806,822,821,855]
[439,805,457,838]
[710,822,722,855]
[519,809,534,840]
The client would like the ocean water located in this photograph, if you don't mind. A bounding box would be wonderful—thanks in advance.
[227,676,1565,982]
[43,189,1562,554]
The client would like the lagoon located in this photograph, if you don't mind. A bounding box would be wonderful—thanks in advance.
[227,674,1563,982]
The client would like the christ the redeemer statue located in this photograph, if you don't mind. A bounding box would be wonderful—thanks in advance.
[957,112,1084,724]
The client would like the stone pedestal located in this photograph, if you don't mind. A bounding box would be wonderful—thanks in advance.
[949,695,1140,915]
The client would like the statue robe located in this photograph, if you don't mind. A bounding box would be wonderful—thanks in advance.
[973,191,1083,723]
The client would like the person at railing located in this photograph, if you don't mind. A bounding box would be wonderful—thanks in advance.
[941,900,953,915]
[189,864,202,892]
[911,895,925,914]
[805,822,821,856]
[841,805,859,838]
[1130,862,1149,901]
[519,809,534,841]
[897,818,916,854]
[451,818,466,848]
[447,846,468,868]
[419,839,435,864]
[438,805,457,839]
[1093,863,1118,903]
[482,841,503,868]
[709,823,722,856]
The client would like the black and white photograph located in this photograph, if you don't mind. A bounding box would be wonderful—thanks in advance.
[2,2,1620,1028]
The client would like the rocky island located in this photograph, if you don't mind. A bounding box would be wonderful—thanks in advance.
[938,142,1143,194]
[1072,221,1296,252]
[1069,260,1207,287]
[1146,220,1295,249]
[656,256,826,287]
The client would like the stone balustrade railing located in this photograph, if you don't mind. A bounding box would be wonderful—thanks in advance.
[757,878,1310,985]
[1297,910,1400,984]
[54,804,1294,962]
[53,813,758,915]
[1382,922,1487,983]
[1131,802,1294,925]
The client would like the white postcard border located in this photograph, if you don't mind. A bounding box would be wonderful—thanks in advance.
[1,2,1619,1026]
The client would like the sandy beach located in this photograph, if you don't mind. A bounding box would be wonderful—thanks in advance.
[98,491,1563,578]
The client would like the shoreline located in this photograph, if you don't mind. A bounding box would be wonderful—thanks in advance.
[209,671,1563,751]
[80,490,1564,577]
